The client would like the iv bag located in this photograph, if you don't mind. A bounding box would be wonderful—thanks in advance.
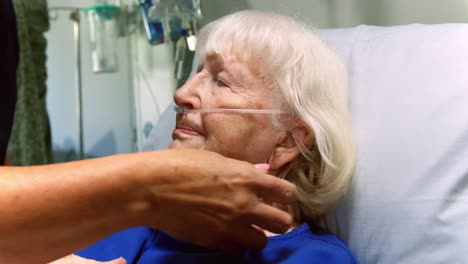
[84,3,120,73]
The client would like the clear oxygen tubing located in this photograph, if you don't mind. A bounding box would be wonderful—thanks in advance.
[173,105,285,115]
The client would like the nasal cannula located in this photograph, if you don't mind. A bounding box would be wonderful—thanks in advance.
[174,105,285,115]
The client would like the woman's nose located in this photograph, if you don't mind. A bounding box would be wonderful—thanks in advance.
[174,74,202,110]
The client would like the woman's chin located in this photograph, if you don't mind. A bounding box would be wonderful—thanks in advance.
[169,141,181,149]
[170,140,202,150]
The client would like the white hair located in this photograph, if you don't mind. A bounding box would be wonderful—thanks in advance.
[196,10,355,222]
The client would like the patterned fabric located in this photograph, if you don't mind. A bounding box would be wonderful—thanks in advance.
[8,0,52,165]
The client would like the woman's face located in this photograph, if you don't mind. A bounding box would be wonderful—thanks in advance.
[170,53,282,164]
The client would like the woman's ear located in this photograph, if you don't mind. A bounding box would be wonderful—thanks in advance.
[268,124,313,170]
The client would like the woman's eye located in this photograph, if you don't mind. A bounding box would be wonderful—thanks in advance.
[215,79,228,87]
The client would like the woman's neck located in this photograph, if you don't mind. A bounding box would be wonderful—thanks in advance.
[264,203,302,237]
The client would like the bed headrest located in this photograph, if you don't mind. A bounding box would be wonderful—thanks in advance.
[321,24,468,263]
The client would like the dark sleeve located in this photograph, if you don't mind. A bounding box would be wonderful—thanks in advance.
[76,227,153,263]
[0,0,19,164]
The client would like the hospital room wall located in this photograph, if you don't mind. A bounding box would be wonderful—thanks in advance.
[46,0,136,161]
[201,0,468,28]
[46,0,468,158]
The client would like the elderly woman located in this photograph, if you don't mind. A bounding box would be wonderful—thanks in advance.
[60,10,357,264]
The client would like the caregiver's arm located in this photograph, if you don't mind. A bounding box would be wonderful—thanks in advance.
[0,149,296,264]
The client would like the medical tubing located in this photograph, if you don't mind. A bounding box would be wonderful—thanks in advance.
[173,106,284,114]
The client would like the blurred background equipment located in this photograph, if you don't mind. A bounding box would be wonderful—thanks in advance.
[41,0,468,163]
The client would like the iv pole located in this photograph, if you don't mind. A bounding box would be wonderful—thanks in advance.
[49,7,85,160]
[70,9,84,160]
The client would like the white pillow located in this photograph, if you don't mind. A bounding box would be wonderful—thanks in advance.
[145,24,468,263]
[321,24,468,264]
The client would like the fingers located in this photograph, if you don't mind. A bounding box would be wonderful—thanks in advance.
[170,209,268,253]
[244,202,294,234]
[106,257,127,264]
[214,224,267,253]
[254,163,270,172]
[248,171,298,204]
[48,255,127,264]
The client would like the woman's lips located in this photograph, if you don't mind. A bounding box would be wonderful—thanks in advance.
[174,125,201,135]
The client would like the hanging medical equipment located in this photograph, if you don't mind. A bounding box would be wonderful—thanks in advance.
[48,3,124,160]
[84,3,121,73]
[137,0,202,48]
[138,0,165,45]
[47,1,203,159]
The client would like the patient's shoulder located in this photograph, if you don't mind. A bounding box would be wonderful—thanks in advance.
[264,223,358,263]
[76,227,155,262]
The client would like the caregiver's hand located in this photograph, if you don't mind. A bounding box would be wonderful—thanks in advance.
[48,255,126,264]
[136,149,298,253]
[0,149,296,263]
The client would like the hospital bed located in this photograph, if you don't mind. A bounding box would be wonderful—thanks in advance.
[145,23,468,263]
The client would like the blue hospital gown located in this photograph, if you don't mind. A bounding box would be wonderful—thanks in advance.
[77,222,358,263]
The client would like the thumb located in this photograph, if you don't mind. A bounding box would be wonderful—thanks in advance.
[106,257,127,264]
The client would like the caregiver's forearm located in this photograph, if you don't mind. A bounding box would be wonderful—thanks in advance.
[0,152,155,264]
[0,149,297,263]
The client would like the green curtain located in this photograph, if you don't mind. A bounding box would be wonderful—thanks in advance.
[7,0,52,165]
